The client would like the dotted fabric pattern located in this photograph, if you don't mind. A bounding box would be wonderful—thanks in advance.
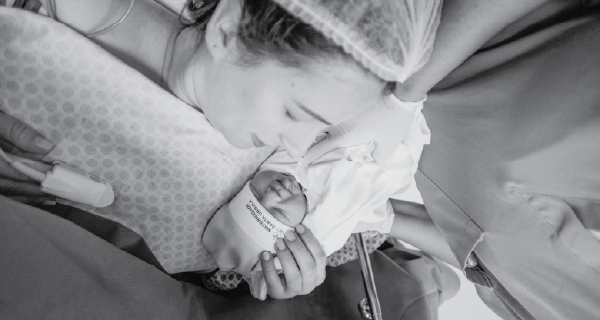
[0,8,275,274]
[204,270,245,291]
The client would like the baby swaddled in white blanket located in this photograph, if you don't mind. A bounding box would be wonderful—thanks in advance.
[0,8,429,276]
[204,100,429,289]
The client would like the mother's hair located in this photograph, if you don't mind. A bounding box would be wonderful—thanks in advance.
[182,0,396,92]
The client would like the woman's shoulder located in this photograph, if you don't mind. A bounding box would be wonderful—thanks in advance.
[40,0,181,83]
[5,0,183,84]
[40,0,136,36]
[4,0,162,39]
[0,1,119,34]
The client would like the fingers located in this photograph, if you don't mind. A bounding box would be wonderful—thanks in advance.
[0,139,47,161]
[261,231,308,300]
[0,179,47,197]
[249,271,260,299]
[282,177,301,195]
[0,157,38,181]
[5,195,56,206]
[0,113,54,155]
[295,225,326,285]
[260,227,327,299]
[257,277,267,301]
[270,181,292,199]
[9,155,53,173]
[260,251,287,299]
[249,270,268,301]
[270,184,290,199]
[283,230,315,292]
[281,178,292,192]
[263,188,282,208]
[276,233,304,294]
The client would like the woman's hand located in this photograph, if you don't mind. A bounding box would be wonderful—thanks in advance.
[0,113,55,204]
[257,225,326,300]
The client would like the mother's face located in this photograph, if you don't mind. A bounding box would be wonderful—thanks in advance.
[200,59,385,160]
[187,0,387,159]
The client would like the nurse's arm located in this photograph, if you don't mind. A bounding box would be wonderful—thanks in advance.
[395,0,550,102]
[387,199,460,269]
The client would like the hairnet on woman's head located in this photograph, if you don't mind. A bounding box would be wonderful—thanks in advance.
[271,0,443,82]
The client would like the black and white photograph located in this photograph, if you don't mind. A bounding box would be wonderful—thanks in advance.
[0,0,598,319]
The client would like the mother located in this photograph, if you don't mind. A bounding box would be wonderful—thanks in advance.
[5,0,599,318]
[0,0,439,300]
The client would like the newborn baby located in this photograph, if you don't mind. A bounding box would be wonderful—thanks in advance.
[202,107,429,284]
[203,170,307,279]
[202,122,428,298]
[248,171,307,228]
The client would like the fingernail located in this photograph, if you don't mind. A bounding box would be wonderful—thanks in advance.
[285,230,296,241]
[34,136,54,150]
[262,251,271,261]
[42,200,56,206]
[260,280,267,300]
[276,239,286,250]
[295,225,305,234]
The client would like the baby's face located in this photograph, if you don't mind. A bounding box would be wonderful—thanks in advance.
[249,171,307,227]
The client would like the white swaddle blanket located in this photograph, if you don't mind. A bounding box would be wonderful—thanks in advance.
[0,8,275,273]
[260,96,430,255]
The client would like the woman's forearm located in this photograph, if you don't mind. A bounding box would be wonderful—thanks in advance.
[387,199,459,268]
[396,0,549,102]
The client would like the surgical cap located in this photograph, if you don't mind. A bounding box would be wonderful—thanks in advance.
[271,0,443,82]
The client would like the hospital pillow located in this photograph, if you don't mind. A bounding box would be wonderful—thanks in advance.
[0,7,274,274]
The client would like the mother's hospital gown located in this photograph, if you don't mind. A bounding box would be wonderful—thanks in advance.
[417,3,600,319]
